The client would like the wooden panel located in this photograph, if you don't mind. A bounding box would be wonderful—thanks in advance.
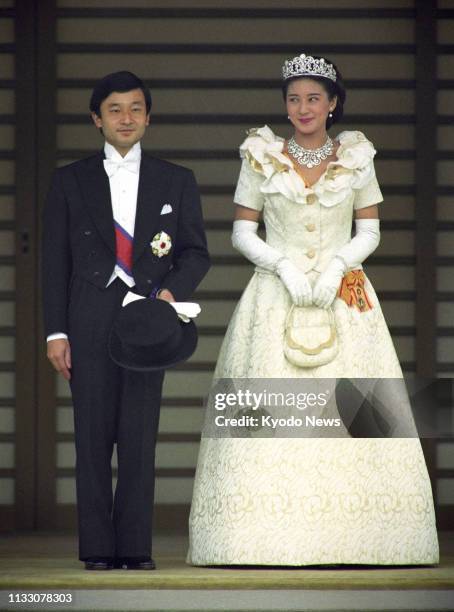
[57,54,415,80]
[0,90,14,113]
[438,231,454,255]
[438,126,454,149]
[0,3,15,516]
[437,442,454,468]
[0,407,14,433]
[438,55,454,78]
[0,230,13,255]
[0,15,13,41]
[438,89,454,113]
[0,161,14,183]
[438,161,454,185]
[437,478,454,504]
[0,442,13,467]
[438,339,454,363]
[438,302,454,326]
[163,372,213,397]
[438,267,454,291]
[0,266,14,290]
[58,0,416,7]
[0,55,13,79]
[57,18,414,45]
[438,197,454,221]
[0,302,14,326]
[0,338,14,361]
[0,127,14,151]
[0,478,13,503]
[0,196,14,221]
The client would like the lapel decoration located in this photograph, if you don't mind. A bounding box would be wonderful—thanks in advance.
[150,231,172,257]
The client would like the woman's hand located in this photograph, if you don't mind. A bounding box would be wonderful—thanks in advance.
[276,258,313,306]
[312,257,346,309]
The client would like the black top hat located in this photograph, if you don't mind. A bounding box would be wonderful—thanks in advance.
[109,298,198,371]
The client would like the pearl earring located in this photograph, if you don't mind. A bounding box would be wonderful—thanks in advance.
[287,115,290,120]
[329,112,333,118]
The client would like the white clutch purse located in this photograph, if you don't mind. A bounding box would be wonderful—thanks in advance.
[284,304,339,368]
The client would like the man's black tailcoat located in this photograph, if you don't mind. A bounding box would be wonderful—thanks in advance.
[41,151,210,559]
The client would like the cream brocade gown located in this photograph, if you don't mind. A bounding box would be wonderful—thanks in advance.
[187,127,439,566]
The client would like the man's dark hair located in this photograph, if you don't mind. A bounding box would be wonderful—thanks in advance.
[89,71,152,116]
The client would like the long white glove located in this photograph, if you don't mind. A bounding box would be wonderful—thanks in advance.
[313,218,380,308]
[232,219,312,306]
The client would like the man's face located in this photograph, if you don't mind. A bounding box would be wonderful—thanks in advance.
[91,88,150,156]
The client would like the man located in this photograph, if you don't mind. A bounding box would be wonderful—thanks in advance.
[42,71,210,570]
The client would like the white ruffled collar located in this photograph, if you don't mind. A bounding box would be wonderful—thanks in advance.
[239,125,377,207]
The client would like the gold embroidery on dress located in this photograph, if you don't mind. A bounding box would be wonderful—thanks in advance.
[245,150,263,174]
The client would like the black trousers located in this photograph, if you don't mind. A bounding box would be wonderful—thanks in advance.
[68,276,164,560]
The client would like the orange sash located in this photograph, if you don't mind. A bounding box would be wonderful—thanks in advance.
[337,270,373,312]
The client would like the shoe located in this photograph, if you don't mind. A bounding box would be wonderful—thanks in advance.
[115,556,156,570]
[84,557,114,570]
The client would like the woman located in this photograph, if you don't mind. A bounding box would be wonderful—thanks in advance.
[187,54,439,566]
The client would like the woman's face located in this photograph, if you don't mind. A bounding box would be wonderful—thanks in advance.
[286,78,336,139]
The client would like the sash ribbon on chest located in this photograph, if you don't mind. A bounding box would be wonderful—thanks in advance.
[115,221,134,278]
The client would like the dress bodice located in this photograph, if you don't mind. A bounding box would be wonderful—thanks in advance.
[233,126,383,274]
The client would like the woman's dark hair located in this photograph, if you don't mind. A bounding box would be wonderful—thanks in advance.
[89,71,152,116]
[281,57,346,130]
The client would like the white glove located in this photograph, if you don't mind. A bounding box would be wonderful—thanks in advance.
[313,218,380,309]
[232,219,312,306]
[275,258,312,306]
[232,219,284,271]
[312,257,345,308]
[336,218,380,270]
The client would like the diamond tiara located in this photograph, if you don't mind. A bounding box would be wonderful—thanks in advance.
[282,53,337,82]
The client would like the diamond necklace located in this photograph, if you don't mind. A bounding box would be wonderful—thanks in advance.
[287,135,334,169]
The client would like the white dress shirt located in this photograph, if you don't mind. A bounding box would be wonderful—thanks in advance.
[46,141,141,342]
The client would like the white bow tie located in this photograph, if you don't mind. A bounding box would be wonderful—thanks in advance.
[103,158,140,177]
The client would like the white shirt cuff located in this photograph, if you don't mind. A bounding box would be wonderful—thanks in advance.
[47,333,68,342]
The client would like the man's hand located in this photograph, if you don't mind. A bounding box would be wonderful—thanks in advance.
[47,338,72,380]
[157,288,175,303]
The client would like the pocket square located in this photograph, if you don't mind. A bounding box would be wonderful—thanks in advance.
[160,203,172,215]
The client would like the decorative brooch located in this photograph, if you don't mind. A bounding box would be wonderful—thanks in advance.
[151,231,172,257]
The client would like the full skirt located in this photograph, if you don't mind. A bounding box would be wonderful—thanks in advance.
[187,271,439,565]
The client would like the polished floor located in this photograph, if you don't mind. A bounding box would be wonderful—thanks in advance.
[0,532,453,611]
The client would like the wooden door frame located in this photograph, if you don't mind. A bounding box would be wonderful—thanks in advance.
[14,0,57,530]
